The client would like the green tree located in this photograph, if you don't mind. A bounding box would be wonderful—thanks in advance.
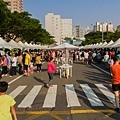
[0,0,59,45]
[64,37,72,40]
[0,0,11,38]
[84,31,120,45]
[0,0,9,24]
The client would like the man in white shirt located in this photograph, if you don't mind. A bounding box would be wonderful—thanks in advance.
[104,51,109,69]
[9,54,17,77]
[84,51,89,65]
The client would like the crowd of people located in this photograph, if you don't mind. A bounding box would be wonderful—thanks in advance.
[72,49,116,68]
[0,48,120,120]
[0,50,46,79]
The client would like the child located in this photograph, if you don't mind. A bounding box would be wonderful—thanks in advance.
[0,81,17,120]
[46,57,57,88]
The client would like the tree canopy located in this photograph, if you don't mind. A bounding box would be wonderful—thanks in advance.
[0,0,56,45]
[82,30,120,46]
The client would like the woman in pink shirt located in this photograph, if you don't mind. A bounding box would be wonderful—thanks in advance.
[46,57,57,88]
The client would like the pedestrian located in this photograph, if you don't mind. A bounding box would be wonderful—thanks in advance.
[9,54,17,77]
[0,81,17,120]
[30,60,34,73]
[17,52,23,75]
[0,57,3,80]
[103,51,109,69]
[46,57,57,88]
[110,56,120,113]
[2,55,8,76]
[35,54,42,72]
[24,50,30,77]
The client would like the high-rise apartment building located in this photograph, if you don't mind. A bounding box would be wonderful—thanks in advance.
[75,24,80,39]
[72,24,90,40]
[107,23,114,32]
[93,22,114,32]
[4,0,23,13]
[45,13,72,44]
[61,19,72,40]
[100,22,107,32]
[117,25,120,32]
[96,22,100,31]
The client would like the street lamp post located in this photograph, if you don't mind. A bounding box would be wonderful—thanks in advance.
[102,28,103,43]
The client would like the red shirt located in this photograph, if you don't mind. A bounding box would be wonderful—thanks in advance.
[110,64,120,84]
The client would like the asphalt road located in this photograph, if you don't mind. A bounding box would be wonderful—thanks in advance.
[2,61,120,120]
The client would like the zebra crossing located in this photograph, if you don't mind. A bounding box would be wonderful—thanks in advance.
[8,84,115,109]
[65,84,81,107]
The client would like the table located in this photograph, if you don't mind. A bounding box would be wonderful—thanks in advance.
[59,64,73,78]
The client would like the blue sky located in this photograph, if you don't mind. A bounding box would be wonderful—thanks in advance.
[24,0,120,29]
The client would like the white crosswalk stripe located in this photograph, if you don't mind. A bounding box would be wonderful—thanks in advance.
[95,84,115,105]
[80,84,104,106]
[65,84,81,107]
[18,85,42,108]
[42,85,57,108]
[9,86,27,99]
[8,84,114,108]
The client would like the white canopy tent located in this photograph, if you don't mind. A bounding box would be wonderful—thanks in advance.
[40,45,49,49]
[109,38,120,48]
[91,43,99,49]
[29,43,35,49]
[8,40,23,49]
[52,43,79,64]
[18,41,27,48]
[83,45,89,49]
[79,46,84,50]
[24,42,31,49]
[87,44,93,49]
[0,37,11,49]
[32,44,40,49]
[98,42,107,48]
[52,43,79,50]
[95,42,102,49]
[90,44,96,49]
[103,40,114,48]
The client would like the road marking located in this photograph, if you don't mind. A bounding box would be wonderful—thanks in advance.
[25,115,41,120]
[43,85,57,108]
[80,84,104,106]
[95,84,115,105]
[91,63,110,75]
[16,109,116,115]
[9,86,27,99]
[70,109,116,114]
[8,74,23,85]
[18,85,42,108]
[8,66,38,85]
[65,84,81,107]
[51,113,63,120]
